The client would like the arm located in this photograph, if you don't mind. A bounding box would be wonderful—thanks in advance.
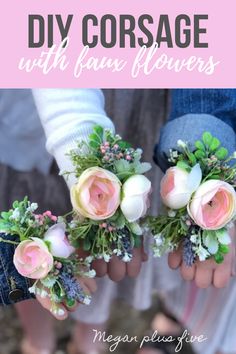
[0,234,34,305]
[33,88,147,282]
[32,89,115,187]
[155,89,236,288]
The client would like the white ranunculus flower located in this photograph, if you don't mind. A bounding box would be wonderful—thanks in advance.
[44,223,75,258]
[160,164,202,209]
[120,175,151,222]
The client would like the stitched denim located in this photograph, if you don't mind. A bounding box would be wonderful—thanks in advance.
[0,233,35,305]
[154,89,236,171]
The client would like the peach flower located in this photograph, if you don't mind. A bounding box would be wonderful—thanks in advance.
[71,167,121,220]
[13,238,53,279]
[188,180,236,230]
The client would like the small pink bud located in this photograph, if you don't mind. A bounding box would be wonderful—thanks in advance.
[102,223,107,228]
[126,155,132,161]
[56,262,62,269]
[108,226,113,232]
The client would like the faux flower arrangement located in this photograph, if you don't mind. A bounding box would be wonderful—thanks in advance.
[0,198,94,316]
[65,125,152,262]
[148,132,236,265]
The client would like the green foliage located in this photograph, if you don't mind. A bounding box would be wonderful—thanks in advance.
[67,125,150,181]
[195,140,205,151]
[202,132,213,146]
[172,131,233,184]
[176,160,191,172]
[215,147,228,160]
[210,137,220,151]
[194,150,206,159]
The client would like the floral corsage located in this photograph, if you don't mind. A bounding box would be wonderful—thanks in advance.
[148,132,236,265]
[0,198,94,315]
[65,125,152,262]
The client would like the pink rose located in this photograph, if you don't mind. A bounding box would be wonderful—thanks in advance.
[71,167,121,220]
[44,223,75,258]
[188,180,236,230]
[160,164,202,209]
[13,238,53,279]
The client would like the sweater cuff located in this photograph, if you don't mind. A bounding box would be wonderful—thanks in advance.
[52,121,115,189]
[154,114,236,172]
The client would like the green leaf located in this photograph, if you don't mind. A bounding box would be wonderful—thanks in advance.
[89,133,101,144]
[214,253,224,264]
[177,161,191,171]
[189,153,197,165]
[41,276,57,288]
[0,222,12,231]
[209,137,220,151]
[1,212,9,220]
[215,147,228,160]
[93,125,104,139]
[83,238,92,251]
[129,222,142,236]
[134,236,141,248]
[195,140,205,151]
[89,140,100,150]
[13,201,19,208]
[219,244,230,254]
[194,150,206,159]
[134,162,152,174]
[117,141,132,149]
[210,174,221,179]
[202,132,213,146]
[115,213,126,229]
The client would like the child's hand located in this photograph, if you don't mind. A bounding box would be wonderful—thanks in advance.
[92,244,148,282]
[36,277,97,320]
[168,226,236,288]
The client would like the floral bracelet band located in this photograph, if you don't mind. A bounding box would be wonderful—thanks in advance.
[149,131,236,266]
[0,198,95,315]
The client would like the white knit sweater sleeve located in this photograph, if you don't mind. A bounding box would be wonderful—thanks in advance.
[32,89,115,187]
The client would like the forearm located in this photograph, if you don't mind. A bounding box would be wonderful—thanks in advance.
[33,89,115,187]
[0,234,34,305]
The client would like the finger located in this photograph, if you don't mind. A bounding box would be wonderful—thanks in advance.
[79,277,97,293]
[213,262,231,288]
[36,294,68,320]
[108,256,126,281]
[127,247,142,278]
[140,243,148,262]
[180,263,196,281]
[195,267,213,288]
[92,259,108,277]
[168,249,182,269]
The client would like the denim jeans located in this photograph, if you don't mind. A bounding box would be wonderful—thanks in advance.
[169,89,236,130]
[0,233,34,305]
[154,89,236,171]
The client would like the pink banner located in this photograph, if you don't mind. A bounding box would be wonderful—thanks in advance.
[0,0,235,87]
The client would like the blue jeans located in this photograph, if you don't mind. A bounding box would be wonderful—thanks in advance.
[155,89,236,171]
[169,89,236,130]
[0,233,34,305]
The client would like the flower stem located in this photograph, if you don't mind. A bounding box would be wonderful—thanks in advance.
[0,237,19,246]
